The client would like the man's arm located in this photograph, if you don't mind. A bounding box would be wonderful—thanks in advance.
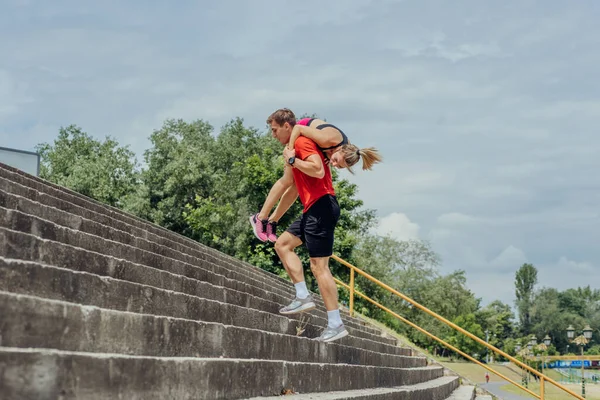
[292,154,325,179]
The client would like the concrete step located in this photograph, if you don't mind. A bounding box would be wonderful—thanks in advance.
[446,385,476,399]
[245,376,460,399]
[0,257,406,356]
[0,178,385,340]
[0,225,393,348]
[0,347,444,400]
[0,165,361,316]
[0,207,396,344]
[0,202,384,343]
[0,290,420,368]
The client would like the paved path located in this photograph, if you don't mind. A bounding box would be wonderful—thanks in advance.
[479,382,532,400]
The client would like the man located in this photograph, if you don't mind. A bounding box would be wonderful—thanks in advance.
[266,108,348,343]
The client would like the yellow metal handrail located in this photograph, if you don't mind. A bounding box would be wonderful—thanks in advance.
[333,276,541,398]
[331,254,585,400]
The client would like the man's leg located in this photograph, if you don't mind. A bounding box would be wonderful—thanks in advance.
[274,227,316,315]
[309,256,348,342]
[274,231,304,284]
[309,257,338,311]
[303,195,346,342]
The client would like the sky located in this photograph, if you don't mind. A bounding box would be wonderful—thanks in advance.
[1,0,599,310]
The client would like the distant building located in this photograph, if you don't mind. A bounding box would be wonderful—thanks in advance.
[0,146,40,176]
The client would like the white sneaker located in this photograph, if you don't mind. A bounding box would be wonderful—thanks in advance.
[315,324,348,343]
[279,296,316,315]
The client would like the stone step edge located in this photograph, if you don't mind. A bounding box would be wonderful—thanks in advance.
[0,257,403,354]
[446,385,477,400]
[0,195,382,338]
[0,165,372,325]
[0,290,419,364]
[0,345,443,400]
[244,376,460,399]
[0,346,441,372]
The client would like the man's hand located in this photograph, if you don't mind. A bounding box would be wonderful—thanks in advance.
[283,146,296,163]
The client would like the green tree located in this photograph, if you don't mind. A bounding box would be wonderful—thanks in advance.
[475,300,516,346]
[530,286,600,353]
[515,263,538,334]
[36,125,139,208]
[445,313,486,360]
[350,236,439,309]
[128,118,217,235]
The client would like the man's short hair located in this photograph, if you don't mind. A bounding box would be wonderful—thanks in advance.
[267,108,296,127]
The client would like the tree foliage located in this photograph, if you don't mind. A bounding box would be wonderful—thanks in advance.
[515,263,538,334]
[36,125,139,208]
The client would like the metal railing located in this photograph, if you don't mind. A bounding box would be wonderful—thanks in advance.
[331,254,586,400]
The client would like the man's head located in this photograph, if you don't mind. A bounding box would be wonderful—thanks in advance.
[267,108,296,145]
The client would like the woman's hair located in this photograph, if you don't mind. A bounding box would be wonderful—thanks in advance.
[266,108,296,127]
[339,143,382,174]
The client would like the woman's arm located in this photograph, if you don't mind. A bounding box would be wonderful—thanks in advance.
[288,124,342,150]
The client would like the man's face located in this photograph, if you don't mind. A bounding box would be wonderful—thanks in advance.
[270,122,292,145]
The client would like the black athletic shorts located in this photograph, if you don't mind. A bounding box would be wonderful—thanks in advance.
[286,194,340,258]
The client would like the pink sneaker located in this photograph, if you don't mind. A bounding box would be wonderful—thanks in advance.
[266,221,278,242]
[249,214,268,242]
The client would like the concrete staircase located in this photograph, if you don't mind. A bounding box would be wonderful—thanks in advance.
[0,162,477,399]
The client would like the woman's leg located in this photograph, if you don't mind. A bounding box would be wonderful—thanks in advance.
[258,165,293,218]
[265,185,298,242]
[251,165,294,241]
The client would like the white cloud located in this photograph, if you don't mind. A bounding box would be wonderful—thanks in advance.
[376,212,420,241]
[548,257,595,274]
[489,246,528,270]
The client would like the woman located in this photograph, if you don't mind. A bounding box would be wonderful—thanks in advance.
[250,114,382,243]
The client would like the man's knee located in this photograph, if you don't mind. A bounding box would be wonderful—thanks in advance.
[275,233,300,255]
[309,256,331,276]
[274,238,287,255]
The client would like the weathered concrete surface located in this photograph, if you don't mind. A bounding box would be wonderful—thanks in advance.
[0,290,419,368]
[445,385,476,400]
[0,224,389,348]
[0,347,443,400]
[0,257,406,356]
[246,377,462,399]
[0,188,385,339]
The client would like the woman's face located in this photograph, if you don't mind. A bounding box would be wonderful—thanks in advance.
[329,150,347,169]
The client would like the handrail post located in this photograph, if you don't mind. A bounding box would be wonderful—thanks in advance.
[541,375,545,400]
[349,267,355,317]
